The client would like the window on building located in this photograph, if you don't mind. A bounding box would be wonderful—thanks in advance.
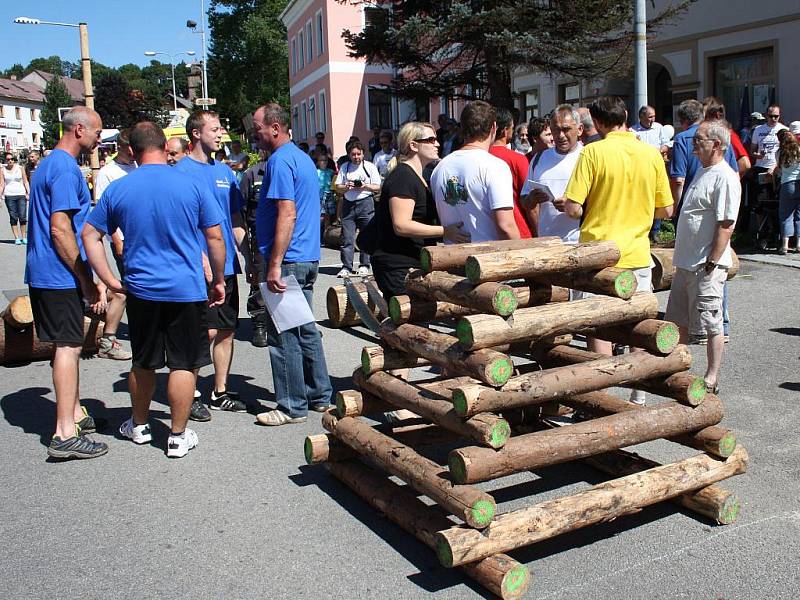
[15,107,22,120]
[32,132,39,145]
[298,31,305,70]
[292,105,300,138]
[364,6,388,29]
[558,83,580,105]
[306,21,313,63]
[368,87,393,130]
[0,106,4,118]
[316,12,324,56]
[300,100,308,139]
[291,38,298,74]
[416,98,430,122]
[520,89,540,122]
[318,90,327,132]
[29,108,35,120]
[713,47,774,128]
[308,97,316,136]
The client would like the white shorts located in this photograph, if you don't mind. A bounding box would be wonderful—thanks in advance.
[665,267,726,336]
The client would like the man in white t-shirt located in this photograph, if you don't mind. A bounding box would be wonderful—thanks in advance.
[92,129,136,361]
[665,120,740,394]
[521,104,583,242]
[750,104,788,172]
[632,105,669,151]
[371,131,397,178]
[431,101,520,243]
[227,140,249,181]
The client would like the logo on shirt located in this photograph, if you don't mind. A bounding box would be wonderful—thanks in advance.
[444,176,467,206]
[216,179,230,189]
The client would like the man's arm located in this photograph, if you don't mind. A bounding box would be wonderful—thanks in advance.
[564,199,583,220]
[655,205,674,219]
[266,200,297,293]
[670,178,684,205]
[707,219,735,264]
[493,207,521,240]
[51,211,104,311]
[82,222,123,293]
[203,224,226,307]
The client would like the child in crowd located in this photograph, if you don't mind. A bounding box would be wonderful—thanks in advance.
[317,153,336,238]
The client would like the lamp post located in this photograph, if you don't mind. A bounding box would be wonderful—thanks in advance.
[14,16,99,197]
[633,0,648,117]
[144,50,196,112]
[186,0,210,105]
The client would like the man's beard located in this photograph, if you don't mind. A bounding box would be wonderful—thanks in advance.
[514,140,531,154]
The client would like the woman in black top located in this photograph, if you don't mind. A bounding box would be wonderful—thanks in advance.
[368,121,469,299]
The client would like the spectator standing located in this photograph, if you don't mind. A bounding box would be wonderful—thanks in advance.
[227,140,250,181]
[252,103,332,425]
[166,137,189,165]
[240,150,270,346]
[632,105,669,151]
[578,108,602,145]
[527,117,554,159]
[82,122,227,458]
[25,107,108,460]
[431,101,521,243]
[745,104,787,222]
[665,121,740,393]
[372,131,397,178]
[316,152,336,234]
[314,131,331,156]
[513,123,531,155]
[441,119,463,157]
[489,108,533,238]
[334,141,381,277]
[368,126,382,159]
[776,129,800,254]
[24,150,40,181]
[1,152,30,244]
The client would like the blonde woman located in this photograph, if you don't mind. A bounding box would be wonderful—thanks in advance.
[776,129,800,254]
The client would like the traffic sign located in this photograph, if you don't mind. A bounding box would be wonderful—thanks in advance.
[195,97,217,106]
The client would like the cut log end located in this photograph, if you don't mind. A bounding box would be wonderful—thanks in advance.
[493,289,518,317]
[502,565,532,599]
[420,248,433,272]
[718,431,738,458]
[487,356,514,387]
[687,376,708,406]
[456,318,474,349]
[449,452,468,485]
[614,269,637,298]
[304,435,323,464]
[360,348,371,376]
[490,420,511,449]
[387,296,402,323]
[471,499,496,529]
[656,323,680,354]
[718,494,741,525]
[436,535,455,568]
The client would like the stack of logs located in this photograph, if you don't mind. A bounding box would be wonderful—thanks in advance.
[0,294,104,365]
[309,238,747,600]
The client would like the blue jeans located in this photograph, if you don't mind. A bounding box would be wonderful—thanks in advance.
[340,198,374,271]
[779,180,800,238]
[266,261,332,417]
[4,195,27,226]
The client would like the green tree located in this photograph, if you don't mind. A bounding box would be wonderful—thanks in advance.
[2,63,24,79]
[207,0,290,131]
[41,77,73,148]
[26,55,80,78]
[95,71,141,128]
[342,0,692,109]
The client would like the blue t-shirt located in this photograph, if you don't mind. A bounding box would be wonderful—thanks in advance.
[317,168,334,199]
[25,149,92,289]
[86,164,224,302]
[670,124,738,194]
[174,156,245,276]
[257,142,321,263]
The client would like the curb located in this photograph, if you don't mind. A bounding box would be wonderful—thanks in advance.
[737,254,800,270]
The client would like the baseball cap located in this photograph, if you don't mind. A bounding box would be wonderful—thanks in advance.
[789,121,800,135]
[750,111,764,120]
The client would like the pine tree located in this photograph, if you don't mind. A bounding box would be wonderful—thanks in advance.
[40,78,73,148]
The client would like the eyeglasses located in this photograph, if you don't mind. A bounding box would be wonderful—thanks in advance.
[414,136,438,144]
[692,136,714,145]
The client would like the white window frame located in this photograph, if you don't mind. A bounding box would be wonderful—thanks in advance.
[298,30,305,70]
[292,105,300,138]
[305,20,313,64]
[290,38,297,74]
[300,100,308,140]
[318,90,327,132]
[316,10,324,56]
[307,95,316,136]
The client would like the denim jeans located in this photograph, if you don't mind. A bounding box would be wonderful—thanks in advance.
[340,197,374,271]
[779,180,800,238]
[4,195,27,226]
[265,261,332,417]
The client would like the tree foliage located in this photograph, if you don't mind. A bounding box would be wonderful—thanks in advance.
[207,0,290,132]
[342,0,693,108]
[41,77,73,148]
[25,55,80,78]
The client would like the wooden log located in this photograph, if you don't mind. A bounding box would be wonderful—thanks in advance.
[1,295,33,329]
[435,445,749,567]
[335,388,393,418]
[353,369,511,449]
[451,346,692,418]
[538,345,708,406]
[651,247,675,291]
[420,236,561,273]
[464,240,620,284]
[559,389,737,458]
[322,414,497,529]
[533,267,637,299]
[405,271,520,317]
[580,449,741,525]
[325,460,531,600]
[457,292,659,351]
[447,394,724,484]
[580,319,680,355]
[388,295,476,324]
[0,316,104,365]
[380,321,514,387]
[323,223,344,248]
[326,283,379,328]
[360,345,431,375]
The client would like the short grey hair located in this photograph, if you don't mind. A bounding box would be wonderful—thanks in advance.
[514,123,528,136]
[62,106,100,132]
[677,99,703,126]
[702,119,731,151]
[552,104,582,128]
[577,107,595,131]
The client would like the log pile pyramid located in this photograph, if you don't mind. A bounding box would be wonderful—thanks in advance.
[309,239,747,599]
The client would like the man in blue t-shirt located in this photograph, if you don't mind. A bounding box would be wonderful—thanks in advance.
[24,106,109,461]
[82,121,227,459]
[175,111,248,420]
[252,102,332,426]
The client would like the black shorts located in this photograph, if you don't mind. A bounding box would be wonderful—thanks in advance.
[206,275,239,330]
[29,286,84,345]
[127,294,212,371]
[370,253,420,300]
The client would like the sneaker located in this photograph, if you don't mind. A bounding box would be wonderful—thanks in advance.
[48,435,108,460]
[76,405,96,434]
[166,429,198,458]
[309,403,334,413]
[251,322,268,347]
[189,399,211,422]
[97,335,133,360]
[689,334,708,346]
[723,334,730,343]
[629,389,646,406]
[22,238,27,245]
[356,265,370,277]
[209,390,247,412]
[256,409,307,426]
[336,268,353,278]
[119,417,152,444]
[14,238,22,245]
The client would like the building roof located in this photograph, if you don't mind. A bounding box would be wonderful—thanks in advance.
[24,70,85,102]
[0,78,45,103]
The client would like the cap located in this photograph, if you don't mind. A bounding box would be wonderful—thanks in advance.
[789,121,800,135]
[750,111,764,120]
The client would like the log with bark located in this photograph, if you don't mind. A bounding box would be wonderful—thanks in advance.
[579,319,680,355]
[326,283,379,328]
[322,413,497,529]
[451,345,692,418]
[380,321,514,387]
[420,236,561,273]
[435,445,749,567]
[388,295,476,324]
[1,295,33,329]
[456,292,659,350]
[447,394,724,484]
[0,316,104,365]
[360,345,431,375]
[651,247,675,291]
[533,267,638,299]
[464,240,620,284]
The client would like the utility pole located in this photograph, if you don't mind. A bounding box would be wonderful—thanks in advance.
[634,0,648,117]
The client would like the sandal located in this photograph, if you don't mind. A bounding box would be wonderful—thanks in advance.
[704,381,720,395]
[256,409,307,426]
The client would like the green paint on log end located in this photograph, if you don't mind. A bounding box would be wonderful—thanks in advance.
[719,495,741,525]
[303,437,315,465]
[435,536,454,568]
[335,391,347,418]
[464,256,481,283]
[420,249,432,272]
[456,319,474,348]
[471,499,495,528]
[360,349,371,376]
[489,358,513,386]
[503,565,530,595]
[388,296,402,324]
[448,453,467,484]
[493,289,518,316]
[490,420,511,448]
[718,432,737,458]
[615,270,637,297]
[656,323,680,353]
[452,390,468,416]
[687,376,707,404]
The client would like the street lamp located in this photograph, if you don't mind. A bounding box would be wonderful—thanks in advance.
[144,50,196,112]
[186,0,210,105]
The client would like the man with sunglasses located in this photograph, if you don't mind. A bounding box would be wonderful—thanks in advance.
[751,104,787,174]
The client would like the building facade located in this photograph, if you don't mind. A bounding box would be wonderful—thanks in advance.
[0,78,45,152]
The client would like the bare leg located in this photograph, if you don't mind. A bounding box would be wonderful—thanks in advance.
[104,291,126,336]
[167,369,196,433]
[52,343,82,439]
[20,222,26,239]
[10,223,20,240]
[128,366,156,424]
[705,332,725,388]
[211,329,235,393]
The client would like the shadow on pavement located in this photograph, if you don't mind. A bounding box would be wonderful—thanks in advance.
[779,382,800,392]
[770,327,800,337]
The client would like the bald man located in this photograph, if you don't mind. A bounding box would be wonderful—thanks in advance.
[166,137,189,166]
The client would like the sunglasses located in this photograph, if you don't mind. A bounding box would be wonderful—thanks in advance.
[414,136,438,144]
[768,114,780,118]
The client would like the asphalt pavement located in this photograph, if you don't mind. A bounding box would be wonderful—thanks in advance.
[0,217,798,600]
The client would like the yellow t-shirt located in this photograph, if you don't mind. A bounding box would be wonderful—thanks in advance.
[565,131,672,268]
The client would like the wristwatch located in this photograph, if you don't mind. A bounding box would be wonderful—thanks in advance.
[704,260,717,274]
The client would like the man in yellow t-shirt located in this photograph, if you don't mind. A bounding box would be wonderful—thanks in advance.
[563,96,673,403]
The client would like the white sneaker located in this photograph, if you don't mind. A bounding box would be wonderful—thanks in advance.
[166,429,199,458]
[629,389,646,406]
[356,265,370,277]
[119,417,152,444]
[336,268,352,278]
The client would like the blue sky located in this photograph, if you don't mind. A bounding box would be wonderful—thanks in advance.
[0,1,212,71]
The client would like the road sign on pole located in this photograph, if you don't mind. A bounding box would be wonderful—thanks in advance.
[195,97,217,106]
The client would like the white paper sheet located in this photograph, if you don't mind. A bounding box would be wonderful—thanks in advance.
[259,275,315,334]
[526,180,556,202]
